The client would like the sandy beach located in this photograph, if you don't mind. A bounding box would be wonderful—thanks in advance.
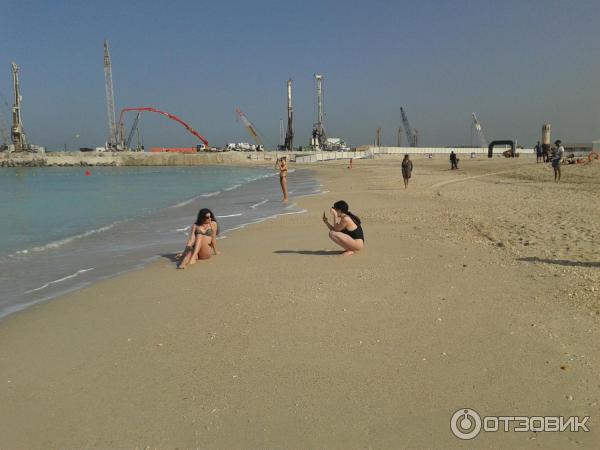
[1,156,599,448]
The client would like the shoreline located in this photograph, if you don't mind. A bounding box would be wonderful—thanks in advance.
[0,166,320,322]
[1,158,599,448]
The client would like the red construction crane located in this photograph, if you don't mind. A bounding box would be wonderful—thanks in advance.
[118,107,209,147]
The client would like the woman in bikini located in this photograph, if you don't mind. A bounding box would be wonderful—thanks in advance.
[177,208,220,269]
[322,200,364,256]
[275,156,289,203]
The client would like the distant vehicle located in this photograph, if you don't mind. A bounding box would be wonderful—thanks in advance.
[79,147,95,152]
[29,144,46,154]
[95,146,108,152]
[325,137,350,151]
[196,143,207,151]
[237,142,253,151]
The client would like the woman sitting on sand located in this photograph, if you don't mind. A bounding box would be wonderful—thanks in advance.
[322,200,364,256]
[178,208,220,269]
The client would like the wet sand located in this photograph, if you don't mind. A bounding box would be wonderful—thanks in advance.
[0,156,599,448]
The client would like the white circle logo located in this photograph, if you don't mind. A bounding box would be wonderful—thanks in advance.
[450,408,482,440]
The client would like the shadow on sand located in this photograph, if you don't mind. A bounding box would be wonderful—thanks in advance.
[275,249,343,256]
[161,253,182,263]
[519,256,600,268]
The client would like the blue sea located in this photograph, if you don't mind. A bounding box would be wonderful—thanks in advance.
[0,166,319,319]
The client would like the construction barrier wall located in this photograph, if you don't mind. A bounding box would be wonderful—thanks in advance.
[294,146,534,164]
[368,146,534,155]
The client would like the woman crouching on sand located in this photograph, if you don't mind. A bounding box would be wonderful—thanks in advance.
[178,208,220,269]
[322,200,364,256]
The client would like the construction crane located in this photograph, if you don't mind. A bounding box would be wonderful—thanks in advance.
[124,112,143,150]
[118,107,209,147]
[471,112,488,148]
[400,107,418,147]
[279,118,284,149]
[235,108,263,149]
[10,62,26,151]
[284,79,293,151]
[103,40,118,149]
[311,74,326,150]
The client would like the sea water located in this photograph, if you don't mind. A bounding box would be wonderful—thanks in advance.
[0,165,319,319]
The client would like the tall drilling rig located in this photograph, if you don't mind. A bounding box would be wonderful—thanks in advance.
[400,107,418,147]
[471,112,488,148]
[284,79,294,151]
[311,74,326,150]
[235,108,264,149]
[10,62,26,152]
[103,40,118,149]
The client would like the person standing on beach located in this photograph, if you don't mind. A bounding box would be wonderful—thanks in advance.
[535,141,543,163]
[275,156,289,203]
[322,200,364,256]
[450,151,459,170]
[401,154,413,188]
[552,140,564,182]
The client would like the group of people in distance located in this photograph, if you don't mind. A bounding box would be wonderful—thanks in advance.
[535,139,565,182]
[176,156,366,268]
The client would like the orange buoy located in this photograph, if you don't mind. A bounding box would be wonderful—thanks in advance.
[85,169,91,176]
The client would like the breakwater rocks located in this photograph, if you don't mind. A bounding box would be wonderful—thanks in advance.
[0,158,117,167]
[0,151,286,167]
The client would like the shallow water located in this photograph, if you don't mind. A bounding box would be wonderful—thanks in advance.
[0,166,319,319]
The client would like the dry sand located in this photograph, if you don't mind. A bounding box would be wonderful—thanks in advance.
[0,156,599,449]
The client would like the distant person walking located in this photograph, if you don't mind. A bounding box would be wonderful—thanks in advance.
[543,144,550,162]
[450,151,459,170]
[552,140,564,182]
[401,154,413,188]
[535,141,543,163]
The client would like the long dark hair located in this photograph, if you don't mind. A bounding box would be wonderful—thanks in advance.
[333,200,361,226]
[195,208,219,235]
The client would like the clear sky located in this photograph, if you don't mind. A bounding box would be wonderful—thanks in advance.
[1,0,599,150]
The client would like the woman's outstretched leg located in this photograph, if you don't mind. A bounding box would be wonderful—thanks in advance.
[179,235,203,269]
[178,242,195,269]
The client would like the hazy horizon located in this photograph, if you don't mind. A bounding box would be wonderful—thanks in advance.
[1,0,599,150]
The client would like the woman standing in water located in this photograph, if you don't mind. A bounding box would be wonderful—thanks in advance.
[322,200,364,256]
[401,154,413,188]
[275,156,289,203]
[178,208,219,269]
